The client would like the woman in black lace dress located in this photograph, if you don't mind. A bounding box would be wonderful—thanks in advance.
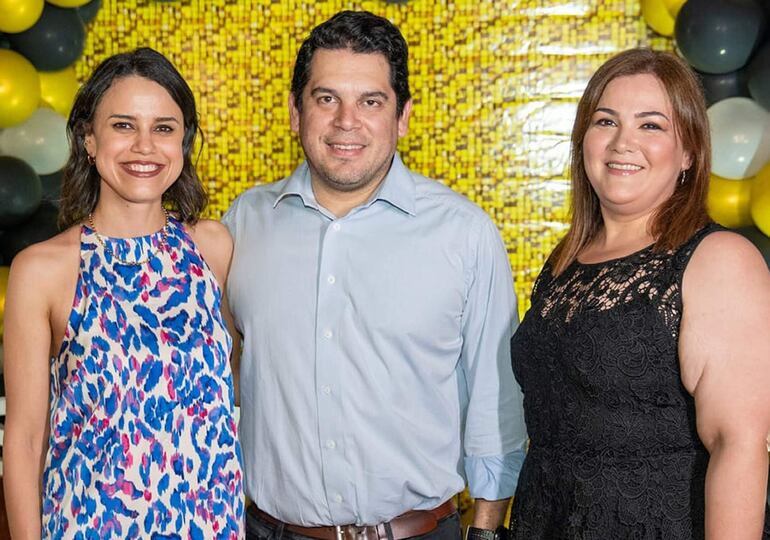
[509,48,770,539]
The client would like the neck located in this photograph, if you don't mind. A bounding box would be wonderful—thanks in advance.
[311,174,387,218]
[594,209,655,252]
[90,201,168,238]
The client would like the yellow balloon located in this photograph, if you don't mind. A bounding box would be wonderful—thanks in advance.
[39,66,79,117]
[0,49,41,129]
[0,0,43,33]
[641,0,676,36]
[663,0,687,17]
[46,0,90,6]
[750,163,770,237]
[0,266,9,340]
[707,174,754,228]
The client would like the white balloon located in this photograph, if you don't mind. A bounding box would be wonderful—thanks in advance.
[708,97,770,180]
[0,108,69,175]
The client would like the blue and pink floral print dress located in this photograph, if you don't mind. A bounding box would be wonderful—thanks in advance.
[41,216,243,539]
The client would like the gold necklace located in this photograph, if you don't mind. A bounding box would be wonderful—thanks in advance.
[87,208,170,266]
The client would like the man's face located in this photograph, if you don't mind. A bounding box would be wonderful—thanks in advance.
[289,48,412,197]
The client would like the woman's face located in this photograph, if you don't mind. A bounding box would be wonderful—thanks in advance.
[84,75,185,208]
[582,73,692,220]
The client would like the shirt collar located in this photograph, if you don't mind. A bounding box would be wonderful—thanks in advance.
[273,153,416,216]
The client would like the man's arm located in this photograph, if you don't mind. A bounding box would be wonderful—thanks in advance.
[459,217,527,522]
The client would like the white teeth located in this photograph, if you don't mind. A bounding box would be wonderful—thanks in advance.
[126,163,160,172]
[607,163,642,171]
[331,144,363,150]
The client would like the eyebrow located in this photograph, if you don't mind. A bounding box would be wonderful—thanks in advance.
[108,114,180,123]
[595,107,670,121]
[310,87,390,101]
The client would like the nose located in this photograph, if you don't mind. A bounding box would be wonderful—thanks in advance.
[131,128,155,154]
[610,124,637,154]
[333,102,361,131]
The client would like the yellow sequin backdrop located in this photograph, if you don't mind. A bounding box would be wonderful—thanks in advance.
[75,0,670,520]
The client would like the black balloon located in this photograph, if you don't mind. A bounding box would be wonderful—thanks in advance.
[77,0,102,24]
[748,42,770,110]
[734,226,770,267]
[7,4,86,71]
[0,203,59,263]
[676,0,766,74]
[0,32,10,49]
[698,68,750,105]
[39,169,63,207]
[0,156,42,229]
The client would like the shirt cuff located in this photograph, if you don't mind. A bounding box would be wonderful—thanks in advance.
[464,448,526,500]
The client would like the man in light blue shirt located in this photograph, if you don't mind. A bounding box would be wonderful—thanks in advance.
[223,10,527,540]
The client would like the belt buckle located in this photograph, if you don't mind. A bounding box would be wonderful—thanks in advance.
[336,525,379,540]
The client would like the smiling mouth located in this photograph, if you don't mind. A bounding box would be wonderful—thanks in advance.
[607,162,642,171]
[327,142,366,151]
[121,161,165,176]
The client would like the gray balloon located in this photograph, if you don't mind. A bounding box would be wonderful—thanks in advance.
[676,0,766,74]
[0,156,42,229]
[698,68,750,105]
[748,42,770,110]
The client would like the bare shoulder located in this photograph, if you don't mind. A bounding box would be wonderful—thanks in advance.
[7,225,81,307]
[184,219,233,285]
[10,226,81,283]
[685,230,769,289]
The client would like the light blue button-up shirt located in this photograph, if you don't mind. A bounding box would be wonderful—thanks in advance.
[223,154,527,526]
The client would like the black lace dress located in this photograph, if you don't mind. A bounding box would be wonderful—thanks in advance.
[509,224,770,539]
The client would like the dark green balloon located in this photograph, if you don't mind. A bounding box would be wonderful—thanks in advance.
[698,68,750,105]
[7,4,86,71]
[734,226,770,267]
[0,203,59,263]
[748,42,770,110]
[0,156,42,229]
[676,0,766,74]
[77,0,102,24]
[0,33,10,50]
[39,169,63,208]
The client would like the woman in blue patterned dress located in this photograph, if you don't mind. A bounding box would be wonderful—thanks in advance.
[4,48,244,539]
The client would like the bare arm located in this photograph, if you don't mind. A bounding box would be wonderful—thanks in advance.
[3,249,55,539]
[472,498,510,529]
[187,219,241,404]
[680,232,770,539]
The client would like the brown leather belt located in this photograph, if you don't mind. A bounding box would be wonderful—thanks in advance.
[247,499,457,540]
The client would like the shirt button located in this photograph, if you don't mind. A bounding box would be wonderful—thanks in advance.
[321,385,331,395]
[323,329,333,339]
[334,494,343,503]
[326,440,336,449]
[332,223,341,231]
[327,275,336,284]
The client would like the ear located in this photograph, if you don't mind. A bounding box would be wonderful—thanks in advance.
[84,130,95,157]
[681,149,693,172]
[288,93,300,135]
[397,98,413,138]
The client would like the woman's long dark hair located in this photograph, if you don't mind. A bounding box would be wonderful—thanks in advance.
[59,47,206,229]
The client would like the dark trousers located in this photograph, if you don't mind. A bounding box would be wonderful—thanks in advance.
[246,507,462,540]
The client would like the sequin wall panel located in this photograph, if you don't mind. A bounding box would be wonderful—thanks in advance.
[76,0,671,312]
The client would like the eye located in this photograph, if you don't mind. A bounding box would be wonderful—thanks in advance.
[362,99,381,108]
[594,117,615,127]
[641,122,662,130]
[317,95,336,105]
[112,121,133,130]
[155,124,175,133]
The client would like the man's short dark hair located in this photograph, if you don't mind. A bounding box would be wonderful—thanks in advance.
[291,10,411,117]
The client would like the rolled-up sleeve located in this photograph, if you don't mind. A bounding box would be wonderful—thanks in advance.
[460,218,528,499]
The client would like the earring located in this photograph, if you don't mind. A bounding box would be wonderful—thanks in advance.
[87,154,95,165]
[679,169,686,185]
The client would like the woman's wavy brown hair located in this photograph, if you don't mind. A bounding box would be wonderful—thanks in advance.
[550,48,711,275]
[58,47,206,229]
